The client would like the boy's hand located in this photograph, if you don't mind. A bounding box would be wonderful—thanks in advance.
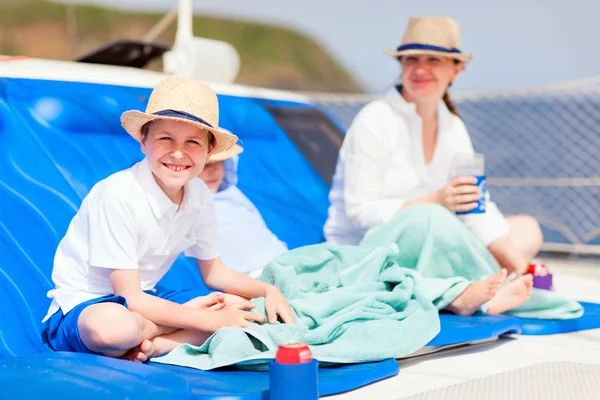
[265,286,294,324]
[185,292,226,311]
[209,300,267,331]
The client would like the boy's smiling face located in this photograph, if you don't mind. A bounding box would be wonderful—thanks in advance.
[141,119,213,202]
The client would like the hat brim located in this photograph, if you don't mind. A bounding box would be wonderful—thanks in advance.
[383,48,473,63]
[206,144,243,163]
[120,110,238,155]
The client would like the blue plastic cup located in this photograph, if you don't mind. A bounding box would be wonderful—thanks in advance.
[452,153,486,215]
[268,358,319,400]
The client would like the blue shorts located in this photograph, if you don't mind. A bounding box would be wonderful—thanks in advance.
[42,287,212,355]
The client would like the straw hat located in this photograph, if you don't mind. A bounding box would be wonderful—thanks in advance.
[384,16,473,63]
[121,76,238,154]
[206,143,244,164]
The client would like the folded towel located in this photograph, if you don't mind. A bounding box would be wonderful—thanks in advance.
[153,205,582,371]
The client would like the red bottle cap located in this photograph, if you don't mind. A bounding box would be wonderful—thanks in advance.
[275,340,312,364]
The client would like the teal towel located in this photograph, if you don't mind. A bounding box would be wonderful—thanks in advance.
[360,204,584,320]
[152,205,582,371]
[153,243,444,370]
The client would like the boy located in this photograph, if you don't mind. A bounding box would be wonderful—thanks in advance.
[42,77,294,363]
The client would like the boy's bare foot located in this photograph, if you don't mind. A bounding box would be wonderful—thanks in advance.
[118,329,212,362]
[487,274,533,314]
[120,339,155,363]
[119,336,174,361]
[445,269,508,316]
[149,329,213,359]
[149,336,176,359]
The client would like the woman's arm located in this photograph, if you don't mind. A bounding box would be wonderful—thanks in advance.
[342,103,408,228]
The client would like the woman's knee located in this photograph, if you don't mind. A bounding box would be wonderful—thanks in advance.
[78,303,143,351]
[508,214,543,257]
[526,215,543,242]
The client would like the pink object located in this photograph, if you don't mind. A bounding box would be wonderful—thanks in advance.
[0,56,27,62]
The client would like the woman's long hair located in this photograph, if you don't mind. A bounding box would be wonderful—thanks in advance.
[442,86,460,117]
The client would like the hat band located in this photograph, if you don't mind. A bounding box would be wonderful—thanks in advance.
[152,109,214,128]
[396,43,461,54]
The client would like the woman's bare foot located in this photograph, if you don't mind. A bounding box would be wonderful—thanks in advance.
[120,339,155,363]
[445,269,508,316]
[487,274,533,314]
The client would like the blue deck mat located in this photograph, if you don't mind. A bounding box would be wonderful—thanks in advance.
[433,302,600,338]
[153,358,399,399]
[430,313,521,346]
[0,77,395,398]
[518,301,600,335]
[0,352,192,400]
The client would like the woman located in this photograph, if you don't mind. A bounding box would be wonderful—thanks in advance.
[324,16,543,277]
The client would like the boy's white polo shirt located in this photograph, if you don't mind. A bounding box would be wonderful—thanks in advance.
[42,158,219,322]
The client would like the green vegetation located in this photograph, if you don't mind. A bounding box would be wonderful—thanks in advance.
[0,0,363,92]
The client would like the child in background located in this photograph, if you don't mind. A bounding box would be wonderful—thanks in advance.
[198,140,288,277]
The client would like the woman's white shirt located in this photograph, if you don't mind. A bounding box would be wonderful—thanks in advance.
[324,86,510,246]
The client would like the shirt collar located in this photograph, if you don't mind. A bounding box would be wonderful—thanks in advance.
[383,85,417,114]
[135,158,201,219]
[179,177,203,214]
[383,85,455,129]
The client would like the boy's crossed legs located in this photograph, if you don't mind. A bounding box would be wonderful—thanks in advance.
[76,292,248,362]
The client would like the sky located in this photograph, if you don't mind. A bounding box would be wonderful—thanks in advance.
[59,0,600,94]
